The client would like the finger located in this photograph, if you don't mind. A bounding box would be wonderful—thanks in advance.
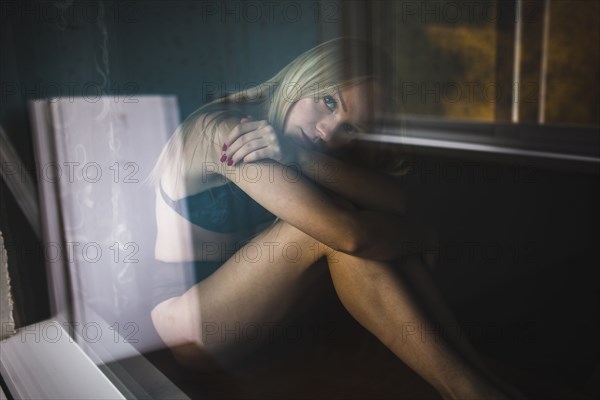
[229,135,271,163]
[230,140,270,166]
[224,120,262,150]
[240,148,269,164]
[224,119,266,149]
[226,121,277,160]
[226,130,267,160]
[236,142,283,165]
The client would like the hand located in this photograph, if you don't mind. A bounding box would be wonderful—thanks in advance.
[221,116,298,166]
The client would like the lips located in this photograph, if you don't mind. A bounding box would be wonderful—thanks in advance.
[300,129,315,148]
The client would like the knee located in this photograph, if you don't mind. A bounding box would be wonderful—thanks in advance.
[151,296,222,368]
[274,220,334,260]
[151,296,204,350]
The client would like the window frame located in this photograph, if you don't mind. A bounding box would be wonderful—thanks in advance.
[361,115,600,174]
[344,0,599,171]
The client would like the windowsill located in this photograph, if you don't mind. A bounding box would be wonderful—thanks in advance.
[0,314,189,400]
[359,116,600,173]
[0,320,126,400]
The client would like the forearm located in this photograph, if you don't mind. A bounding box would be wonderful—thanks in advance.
[317,180,425,262]
[349,210,432,261]
[295,148,407,215]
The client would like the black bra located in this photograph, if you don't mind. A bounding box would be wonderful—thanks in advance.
[159,181,275,234]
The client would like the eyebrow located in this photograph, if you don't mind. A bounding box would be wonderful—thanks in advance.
[337,89,348,113]
[336,89,372,133]
[336,89,373,133]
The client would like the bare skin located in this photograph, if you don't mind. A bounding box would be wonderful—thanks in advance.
[152,219,510,400]
[151,82,523,399]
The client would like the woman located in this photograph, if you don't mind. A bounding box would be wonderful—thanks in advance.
[149,38,524,400]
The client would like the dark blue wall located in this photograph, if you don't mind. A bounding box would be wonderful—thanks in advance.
[1,1,598,393]
[0,0,341,326]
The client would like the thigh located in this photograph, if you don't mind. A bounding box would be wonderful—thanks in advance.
[151,220,333,363]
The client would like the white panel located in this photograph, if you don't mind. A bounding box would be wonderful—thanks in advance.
[0,320,125,400]
[29,96,180,358]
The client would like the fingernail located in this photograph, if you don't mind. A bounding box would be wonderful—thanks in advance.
[220,154,227,162]
[222,143,227,151]
[227,158,233,166]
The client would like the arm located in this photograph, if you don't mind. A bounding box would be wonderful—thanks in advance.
[294,147,407,215]
[206,118,422,261]
[327,192,434,261]
[224,118,407,215]
[225,160,424,261]
[350,210,434,261]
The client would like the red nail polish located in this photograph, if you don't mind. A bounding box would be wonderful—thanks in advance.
[227,158,233,166]
[222,143,227,151]
[220,154,227,162]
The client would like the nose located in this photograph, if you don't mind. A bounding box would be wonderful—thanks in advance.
[315,119,336,142]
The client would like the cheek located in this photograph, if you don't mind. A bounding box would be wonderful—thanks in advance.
[283,104,298,132]
[293,99,318,121]
[287,107,300,125]
[284,98,319,133]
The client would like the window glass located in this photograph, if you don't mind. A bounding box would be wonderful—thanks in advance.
[369,0,599,127]
[371,0,497,121]
[544,0,599,127]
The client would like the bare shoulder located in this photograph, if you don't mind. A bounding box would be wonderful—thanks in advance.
[161,111,241,196]
[183,111,240,175]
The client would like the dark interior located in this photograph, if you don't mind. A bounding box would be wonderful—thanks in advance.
[1,1,598,399]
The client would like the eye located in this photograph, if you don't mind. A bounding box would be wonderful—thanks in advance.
[323,95,337,112]
[342,123,357,135]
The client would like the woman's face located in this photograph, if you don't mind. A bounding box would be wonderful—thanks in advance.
[282,81,383,151]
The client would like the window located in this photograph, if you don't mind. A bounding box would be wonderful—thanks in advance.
[1,1,597,399]
[342,0,599,170]
[347,0,599,126]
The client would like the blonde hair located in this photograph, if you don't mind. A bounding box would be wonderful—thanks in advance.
[148,37,398,187]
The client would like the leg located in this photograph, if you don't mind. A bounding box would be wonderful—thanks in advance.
[399,255,527,400]
[151,220,334,368]
[152,221,508,398]
[326,251,508,400]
